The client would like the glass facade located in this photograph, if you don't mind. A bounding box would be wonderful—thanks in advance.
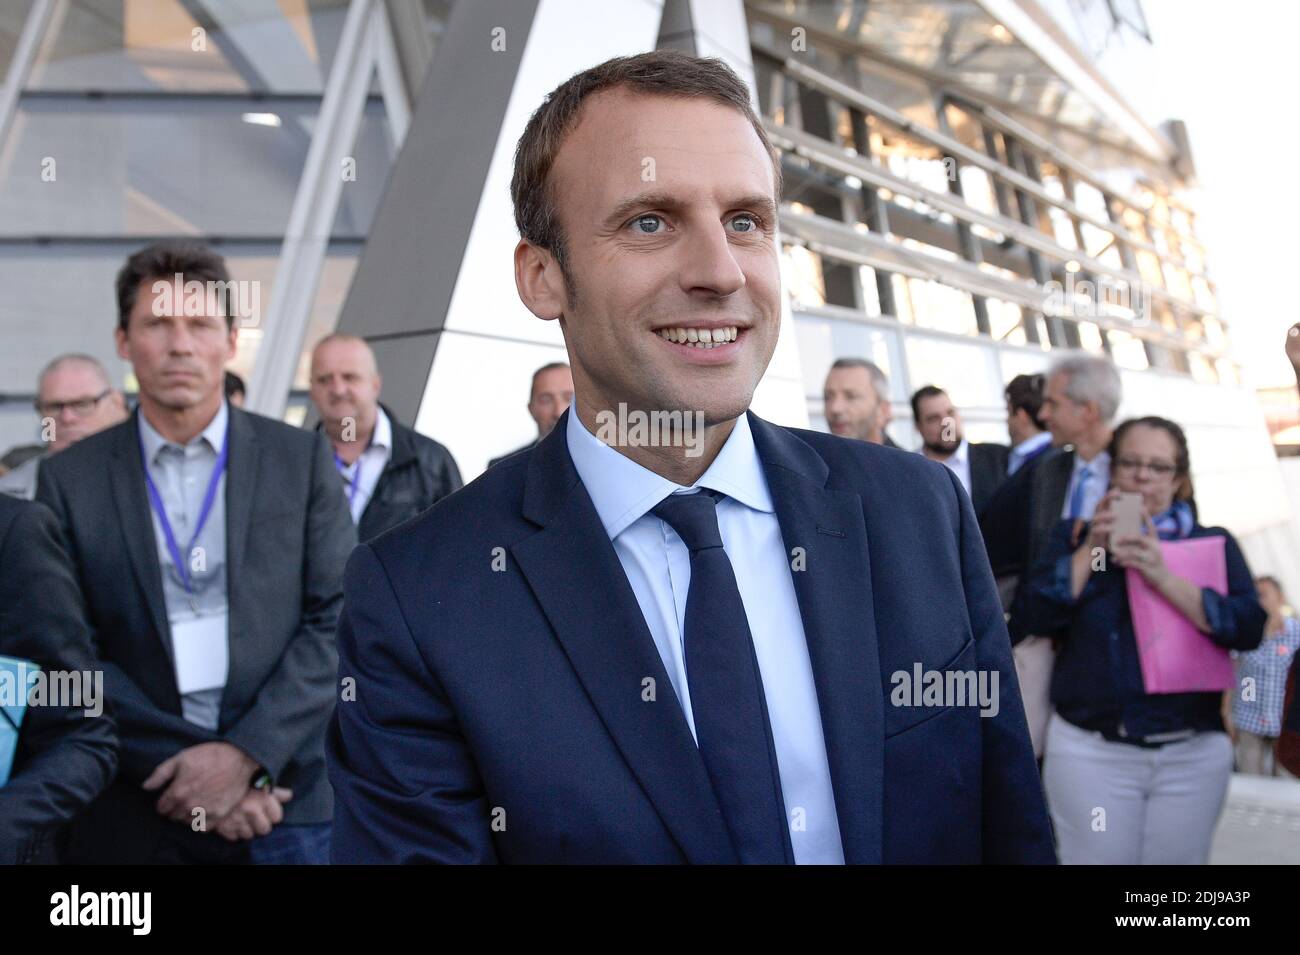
[746,0,1228,443]
[0,0,1246,458]
[0,0,451,450]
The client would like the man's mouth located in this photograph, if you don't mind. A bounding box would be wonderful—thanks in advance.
[653,325,741,350]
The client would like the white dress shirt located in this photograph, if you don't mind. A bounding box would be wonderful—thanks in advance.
[336,407,393,524]
[935,438,972,500]
[1060,449,1111,521]
[566,409,845,864]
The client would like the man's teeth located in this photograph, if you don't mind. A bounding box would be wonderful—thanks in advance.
[655,326,740,348]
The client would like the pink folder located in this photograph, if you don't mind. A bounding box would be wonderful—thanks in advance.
[1126,536,1233,694]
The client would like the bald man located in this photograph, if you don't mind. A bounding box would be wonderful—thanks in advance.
[0,354,128,500]
[309,334,462,541]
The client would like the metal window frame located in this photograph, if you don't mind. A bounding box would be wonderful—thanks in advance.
[247,0,389,416]
[756,41,1193,273]
[0,0,55,153]
[766,120,1222,332]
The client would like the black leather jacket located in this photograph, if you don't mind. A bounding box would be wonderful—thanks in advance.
[322,405,462,542]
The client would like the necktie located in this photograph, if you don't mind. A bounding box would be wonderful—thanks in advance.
[1068,464,1092,520]
[651,489,790,864]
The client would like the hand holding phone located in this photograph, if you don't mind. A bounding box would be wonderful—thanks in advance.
[1109,491,1145,552]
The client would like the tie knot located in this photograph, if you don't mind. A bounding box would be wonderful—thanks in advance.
[651,489,724,552]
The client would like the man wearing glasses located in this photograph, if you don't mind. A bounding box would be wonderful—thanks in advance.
[0,354,127,500]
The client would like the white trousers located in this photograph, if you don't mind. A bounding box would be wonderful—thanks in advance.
[1042,713,1232,864]
[1013,635,1056,758]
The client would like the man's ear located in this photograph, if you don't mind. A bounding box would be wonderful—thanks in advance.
[1085,400,1102,427]
[114,326,130,361]
[514,240,565,322]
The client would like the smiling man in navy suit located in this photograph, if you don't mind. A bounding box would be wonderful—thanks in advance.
[327,50,1055,865]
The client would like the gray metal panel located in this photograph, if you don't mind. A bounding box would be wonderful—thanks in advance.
[334,0,541,350]
[367,331,445,426]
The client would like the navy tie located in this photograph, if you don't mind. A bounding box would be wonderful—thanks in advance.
[651,490,790,864]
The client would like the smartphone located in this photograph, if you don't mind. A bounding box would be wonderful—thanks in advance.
[1109,492,1144,551]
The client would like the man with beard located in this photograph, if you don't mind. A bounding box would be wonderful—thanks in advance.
[911,385,1008,516]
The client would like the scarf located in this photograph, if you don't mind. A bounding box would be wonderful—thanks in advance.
[1151,499,1195,540]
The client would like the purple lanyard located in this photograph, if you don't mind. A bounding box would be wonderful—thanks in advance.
[333,452,364,508]
[140,424,230,596]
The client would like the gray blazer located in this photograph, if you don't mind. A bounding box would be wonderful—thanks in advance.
[36,406,355,863]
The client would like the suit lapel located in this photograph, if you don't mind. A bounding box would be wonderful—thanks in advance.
[223,408,259,699]
[511,412,736,864]
[110,414,173,663]
[969,444,987,510]
[748,413,885,864]
[1033,449,1073,541]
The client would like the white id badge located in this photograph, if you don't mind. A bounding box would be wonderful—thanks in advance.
[170,611,229,695]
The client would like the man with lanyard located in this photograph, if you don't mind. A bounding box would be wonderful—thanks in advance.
[309,334,462,541]
[38,240,354,864]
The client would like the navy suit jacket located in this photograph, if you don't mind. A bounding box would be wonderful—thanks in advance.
[328,409,1055,864]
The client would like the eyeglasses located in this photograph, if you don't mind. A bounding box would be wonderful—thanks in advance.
[1113,456,1178,478]
[35,389,111,418]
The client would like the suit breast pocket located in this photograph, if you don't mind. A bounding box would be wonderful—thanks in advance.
[883,635,979,739]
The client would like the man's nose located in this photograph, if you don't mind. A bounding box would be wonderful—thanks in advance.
[679,224,746,296]
[168,325,195,354]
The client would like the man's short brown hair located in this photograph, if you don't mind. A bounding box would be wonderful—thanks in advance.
[115,239,233,333]
[510,50,783,279]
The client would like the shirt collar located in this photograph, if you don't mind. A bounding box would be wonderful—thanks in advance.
[138,399,228,463]
[948,438,969,467]
[1013,431,1051,456]
[1073,448,1111,475]
[566,408,774,541]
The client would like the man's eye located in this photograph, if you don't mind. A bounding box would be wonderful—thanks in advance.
[630,215,664,234]
[730,214,761,233]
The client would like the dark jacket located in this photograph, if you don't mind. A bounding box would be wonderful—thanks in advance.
[979,447,1074,639]
[328,409,1055,864]
[0,496,117,864]
[1020,519,1265,743]
[488,439,538,470]
[354,406,462,542]
[36,406,355,863]
[968,442,1010,515]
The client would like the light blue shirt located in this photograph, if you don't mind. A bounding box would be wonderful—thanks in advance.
[138,401,229,730]
[1007,432,1051,476]
[1061,449,1111,520]
[566,409,844,864]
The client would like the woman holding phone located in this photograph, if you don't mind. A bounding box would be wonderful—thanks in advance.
[1021,415,1265,864]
